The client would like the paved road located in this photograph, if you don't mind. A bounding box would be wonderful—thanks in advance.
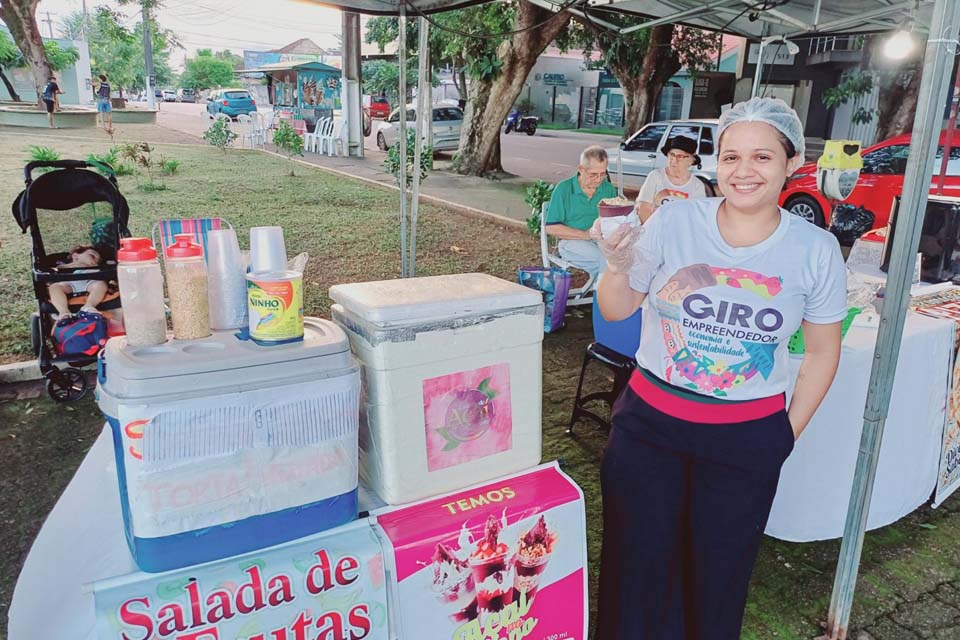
[154,102,629,185]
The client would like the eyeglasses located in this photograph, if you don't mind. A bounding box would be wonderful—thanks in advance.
[668,153,693,162]
[580,167,607,181]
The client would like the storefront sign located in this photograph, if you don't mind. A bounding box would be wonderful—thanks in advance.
[934,347,960,507]
[598,71,620,89]
[373,463,587,640]
[542,73,567,87]
[693,77,710,99]
[93,520,388,640]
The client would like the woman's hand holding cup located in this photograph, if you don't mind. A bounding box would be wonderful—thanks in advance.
[591,218,640,274]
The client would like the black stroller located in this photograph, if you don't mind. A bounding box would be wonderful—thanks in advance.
[12,160,130,402]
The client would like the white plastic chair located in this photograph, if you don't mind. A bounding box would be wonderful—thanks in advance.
[257,111,276,145]
[539,202,596,307]
[304,118,327,153]
[237,114,257,149]
[320,118,346,156]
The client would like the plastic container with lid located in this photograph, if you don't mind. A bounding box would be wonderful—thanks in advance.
[117,237,167,347]
[329,273,545,504]
[96,318,361,572]
[165,234,210,340]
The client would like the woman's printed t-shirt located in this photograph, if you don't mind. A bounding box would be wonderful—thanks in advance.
[628,197,848,401]
[636,168,707,207]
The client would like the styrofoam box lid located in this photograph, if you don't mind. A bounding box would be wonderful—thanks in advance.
[328,273,543,324]
[102,317,350,384]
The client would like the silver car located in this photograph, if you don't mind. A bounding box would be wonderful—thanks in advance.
[377,105,464,153]
[608,119,719,186]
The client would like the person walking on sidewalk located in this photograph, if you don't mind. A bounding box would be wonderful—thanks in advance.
[543,145,618,279]
[95,74,113,133]
[594,97,847,640]
[42,76,62,129]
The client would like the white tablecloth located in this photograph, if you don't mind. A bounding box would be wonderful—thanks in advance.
[10,313,956,638]
[766,312,955,541]
[6,427,385,640]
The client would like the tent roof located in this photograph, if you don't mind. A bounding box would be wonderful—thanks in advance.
[239,60,341,74]
[556,0,936,39]
[307,0,935,39]
[306,0,488,15]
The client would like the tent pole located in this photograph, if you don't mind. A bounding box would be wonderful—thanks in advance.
[410,17,430,278]
[398,6,409,278]
[822,2,960,638]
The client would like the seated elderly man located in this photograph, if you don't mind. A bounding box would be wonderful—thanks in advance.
[544,145,618,279]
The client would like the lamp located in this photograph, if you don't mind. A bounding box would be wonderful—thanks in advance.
[751,35,800,98]
[885,1,918,60]
[884,29,916,60]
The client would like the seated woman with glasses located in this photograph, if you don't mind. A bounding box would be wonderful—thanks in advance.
[635,135,709,223]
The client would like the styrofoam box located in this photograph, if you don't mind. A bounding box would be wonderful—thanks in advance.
[97,318,361,572]
[330,273,544,505]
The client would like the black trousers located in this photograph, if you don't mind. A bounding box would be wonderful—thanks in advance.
[596,385,795,640]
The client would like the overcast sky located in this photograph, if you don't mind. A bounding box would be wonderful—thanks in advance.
[34,0,347,69]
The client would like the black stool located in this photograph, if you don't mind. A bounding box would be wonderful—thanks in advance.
[568,341,636,435]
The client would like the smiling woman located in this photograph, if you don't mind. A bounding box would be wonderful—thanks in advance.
[591,97,849,640]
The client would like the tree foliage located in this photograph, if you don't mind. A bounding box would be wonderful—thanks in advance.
[559,18,717,134]
[72,7,177,97]
[180,49,234,91]
[0,28,77,101]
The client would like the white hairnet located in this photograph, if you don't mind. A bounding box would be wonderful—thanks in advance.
[718,97,805,159]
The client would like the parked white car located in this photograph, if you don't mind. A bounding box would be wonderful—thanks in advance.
[608,119,719,185]
[376,104,464,153]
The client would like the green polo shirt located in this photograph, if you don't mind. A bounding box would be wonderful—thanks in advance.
[545,174,618,231]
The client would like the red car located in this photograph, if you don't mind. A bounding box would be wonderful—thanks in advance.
[779,130,960,229]
[368,95,391,120]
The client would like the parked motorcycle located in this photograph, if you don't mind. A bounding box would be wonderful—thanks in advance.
[505,110,538,136]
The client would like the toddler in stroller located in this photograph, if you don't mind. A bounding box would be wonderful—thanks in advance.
[47,245,108,318]
[12,159,130,402]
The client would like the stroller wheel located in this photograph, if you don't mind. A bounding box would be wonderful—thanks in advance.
[30,313,41,356]
[46,368,89,403]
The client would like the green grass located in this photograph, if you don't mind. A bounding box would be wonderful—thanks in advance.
[2,128,960,640]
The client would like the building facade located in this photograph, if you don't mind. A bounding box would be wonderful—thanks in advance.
[0,28,93,106]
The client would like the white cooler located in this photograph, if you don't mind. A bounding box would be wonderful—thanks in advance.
[96,318,360,572]
[330,273,544,505]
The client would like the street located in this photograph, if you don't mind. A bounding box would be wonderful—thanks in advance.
[155,102,628,186]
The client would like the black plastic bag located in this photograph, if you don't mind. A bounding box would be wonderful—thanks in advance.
[829,204,876,246]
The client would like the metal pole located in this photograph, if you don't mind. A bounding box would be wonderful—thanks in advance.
[936,63,960,193]
[398,6,408,278]
[342,11,364,158]
[142,3,156,111]
[409,17,429,278]
[751,38,768,98]
[81,0,88,41]
[822,2,960,638]
[617,148,624,198]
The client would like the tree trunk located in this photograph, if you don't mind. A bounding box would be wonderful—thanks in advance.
[0,0,50,107]
[0,66,21,101]
[606,25,681,136]
[875,64,922,141]
[455,1,571,176]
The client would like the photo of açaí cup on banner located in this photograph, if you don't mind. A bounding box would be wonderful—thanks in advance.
[598,197,639,238]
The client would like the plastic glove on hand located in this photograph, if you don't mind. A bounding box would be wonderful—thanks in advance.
[592,218,640,274]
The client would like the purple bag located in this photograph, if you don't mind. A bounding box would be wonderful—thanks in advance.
[518,267,572,333]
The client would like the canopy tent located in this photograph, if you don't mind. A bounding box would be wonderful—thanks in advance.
[532,0,936,39]
[310,3,959,637]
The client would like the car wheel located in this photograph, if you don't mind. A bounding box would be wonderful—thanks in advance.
[377,132,388,151]
[786,194,826,228]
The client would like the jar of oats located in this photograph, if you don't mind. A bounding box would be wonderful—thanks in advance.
[165,234,211,340]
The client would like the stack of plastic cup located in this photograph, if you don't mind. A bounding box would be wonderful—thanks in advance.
[206,229,248,330]
[249,226,288,274]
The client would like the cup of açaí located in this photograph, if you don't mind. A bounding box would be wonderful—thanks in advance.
[598,197,638,238]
